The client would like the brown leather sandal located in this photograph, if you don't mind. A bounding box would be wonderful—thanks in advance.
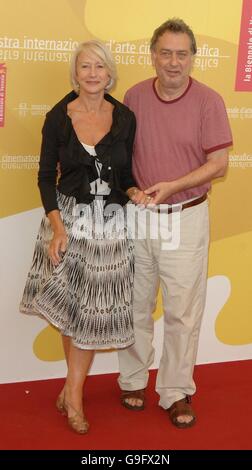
[167,395,196,428]
[121,389,145,411]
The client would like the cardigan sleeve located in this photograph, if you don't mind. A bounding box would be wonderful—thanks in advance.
[38,112,59,214]
[120,111,137,191]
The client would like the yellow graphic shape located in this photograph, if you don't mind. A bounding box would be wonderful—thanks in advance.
[1,7,251,244]
[0,0,88,219]
[33,286,164,361]
[152,288,163,321]
[33,232,252,361]
[33,324,64,361]
[153,231,252,345]
[32,291,164,361]
[209,231,252,345]
[85,0,242,44]
[33,230,252,361]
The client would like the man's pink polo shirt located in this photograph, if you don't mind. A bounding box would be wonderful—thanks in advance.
[124,77,233,204]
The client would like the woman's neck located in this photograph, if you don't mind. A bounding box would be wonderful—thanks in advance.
[76,91,106,113]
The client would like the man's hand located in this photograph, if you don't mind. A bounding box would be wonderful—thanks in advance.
[144,182,175,205]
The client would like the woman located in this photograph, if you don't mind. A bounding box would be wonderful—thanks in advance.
[20,40,139,434]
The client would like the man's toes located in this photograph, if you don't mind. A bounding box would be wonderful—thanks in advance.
[135,398,143,407]
[177,414,193,424]
[125,398,143,407]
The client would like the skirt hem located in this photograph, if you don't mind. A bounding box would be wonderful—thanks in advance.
[20,303,135,351]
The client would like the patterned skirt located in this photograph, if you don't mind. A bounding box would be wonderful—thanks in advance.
[20,191,135,350]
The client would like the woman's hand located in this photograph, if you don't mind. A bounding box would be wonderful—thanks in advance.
[48,230,68,266]
[47,209,68,265]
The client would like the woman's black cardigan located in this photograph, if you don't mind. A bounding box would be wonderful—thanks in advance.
[38,91,136,214]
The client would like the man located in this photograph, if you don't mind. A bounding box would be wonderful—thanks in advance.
[117,18,232,428]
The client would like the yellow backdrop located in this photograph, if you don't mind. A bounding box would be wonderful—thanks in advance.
[1,0,251,382]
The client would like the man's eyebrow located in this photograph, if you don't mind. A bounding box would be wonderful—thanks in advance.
[159,48,189,52]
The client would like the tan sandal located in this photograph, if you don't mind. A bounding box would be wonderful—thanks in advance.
[56,394,67,416]
[64,401,89,434]
[167,395,196,428]
[68,413,89,434]
[121,389,145,411]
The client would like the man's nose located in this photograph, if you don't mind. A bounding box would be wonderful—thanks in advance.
[170,52,179,65]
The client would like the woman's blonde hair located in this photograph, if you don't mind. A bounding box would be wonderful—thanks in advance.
[70,40,117,94]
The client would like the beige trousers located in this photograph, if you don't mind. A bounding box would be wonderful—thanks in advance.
[118,200,209,409]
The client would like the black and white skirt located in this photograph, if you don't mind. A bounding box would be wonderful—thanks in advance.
[20,191,135,350]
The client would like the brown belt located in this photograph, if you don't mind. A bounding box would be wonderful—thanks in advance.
[157,193,207,214]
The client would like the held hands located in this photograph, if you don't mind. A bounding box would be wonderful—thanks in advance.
[127,187,155,207]
[48,230,68,266]
[128,182,175,207]
[144,182,175,205]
